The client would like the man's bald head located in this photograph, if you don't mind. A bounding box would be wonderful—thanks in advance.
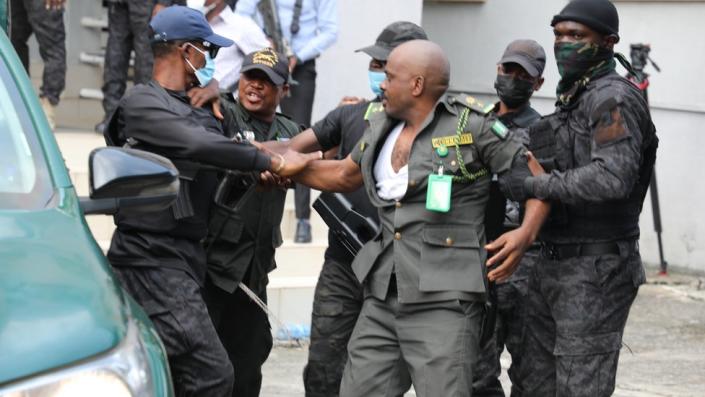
[389,40,450,97]
[381,40,450,120]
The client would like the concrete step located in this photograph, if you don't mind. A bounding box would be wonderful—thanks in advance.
[80,50,134,69]
[266,281,316,337]
[281,187,329,241]
[81,16,108,30]
[272,241,326,277]
[79,88,104,101]
[79,51,105,67]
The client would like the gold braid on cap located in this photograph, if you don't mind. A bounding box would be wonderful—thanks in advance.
[252,48,279,68]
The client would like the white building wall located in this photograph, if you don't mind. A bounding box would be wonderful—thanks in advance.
[422,0,705,271]
[311,0,423,122]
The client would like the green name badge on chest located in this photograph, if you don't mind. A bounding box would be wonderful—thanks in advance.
[426,174,452,213]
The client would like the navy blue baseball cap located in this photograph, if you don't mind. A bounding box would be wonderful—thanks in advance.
[150,5,234,48]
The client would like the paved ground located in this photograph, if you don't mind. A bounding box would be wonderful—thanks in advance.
[260,269,705,397]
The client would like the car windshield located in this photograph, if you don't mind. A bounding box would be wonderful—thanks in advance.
[0,60,53,210]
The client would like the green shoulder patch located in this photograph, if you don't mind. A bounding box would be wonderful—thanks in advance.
[364,102,384,120]
[491,120,509,140]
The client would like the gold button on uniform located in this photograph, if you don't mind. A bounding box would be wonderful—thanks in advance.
[446,237,454,246]
[394,232,402,240]
[395,201,402,208]
[450,160,457,167]
[408,180,417,187]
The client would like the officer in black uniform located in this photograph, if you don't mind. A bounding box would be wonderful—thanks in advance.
[202,48,302,397]
[472,39,546,397]
[103,7,318,396]
[505,1,659,395]
[271,22,427,397]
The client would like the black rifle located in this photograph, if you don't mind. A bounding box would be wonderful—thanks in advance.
[626,43,667,274]
[313,192,380,257]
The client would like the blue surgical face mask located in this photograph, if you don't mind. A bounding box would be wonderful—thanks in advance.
[185,43,215,87]
[368,70,385,97]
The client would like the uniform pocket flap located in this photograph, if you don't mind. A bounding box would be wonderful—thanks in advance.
[352,239,385,282]
[554,331,622,356]
[422,225,480,248]
[208,205,245,244]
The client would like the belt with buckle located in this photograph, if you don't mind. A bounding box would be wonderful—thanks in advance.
[540,241,634,260]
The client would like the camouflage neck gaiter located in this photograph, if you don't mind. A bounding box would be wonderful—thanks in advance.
[555,42,616,106]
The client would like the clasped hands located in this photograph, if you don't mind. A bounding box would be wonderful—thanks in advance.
[251,141,322,191]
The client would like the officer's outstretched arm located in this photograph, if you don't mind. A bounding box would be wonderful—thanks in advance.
[289,128,324,153]
[292,154,363,193]
[259,128,324,155]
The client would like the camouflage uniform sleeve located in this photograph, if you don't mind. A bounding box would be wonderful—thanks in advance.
[525,88,644,205]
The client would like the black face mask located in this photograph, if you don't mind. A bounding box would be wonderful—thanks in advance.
[494,74,535,109]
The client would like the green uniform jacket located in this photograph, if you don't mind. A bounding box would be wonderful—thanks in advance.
[205,94,302,295]
[350,93,525,304]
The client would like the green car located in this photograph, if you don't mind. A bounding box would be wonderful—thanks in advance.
[0,27,179,396]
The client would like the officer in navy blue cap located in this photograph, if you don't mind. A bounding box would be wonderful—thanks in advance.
[104,6,321,397]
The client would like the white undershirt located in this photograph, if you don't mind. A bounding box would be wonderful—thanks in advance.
[374,123,409,201]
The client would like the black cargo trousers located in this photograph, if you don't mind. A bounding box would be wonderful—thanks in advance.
[304,255,364,396]
[101,0,156,122]
[9,0,65,105]
[113,266,235,397]
[519,241,644,397]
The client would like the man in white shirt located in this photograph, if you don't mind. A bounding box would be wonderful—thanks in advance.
[187,0,269,103]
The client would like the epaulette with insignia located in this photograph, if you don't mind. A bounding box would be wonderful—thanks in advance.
[450,93,491,115]
[364,102,384,120]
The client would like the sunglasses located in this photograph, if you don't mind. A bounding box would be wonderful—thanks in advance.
[185,41,220,59]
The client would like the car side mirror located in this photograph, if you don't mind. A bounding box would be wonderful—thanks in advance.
[80,147,179,216]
